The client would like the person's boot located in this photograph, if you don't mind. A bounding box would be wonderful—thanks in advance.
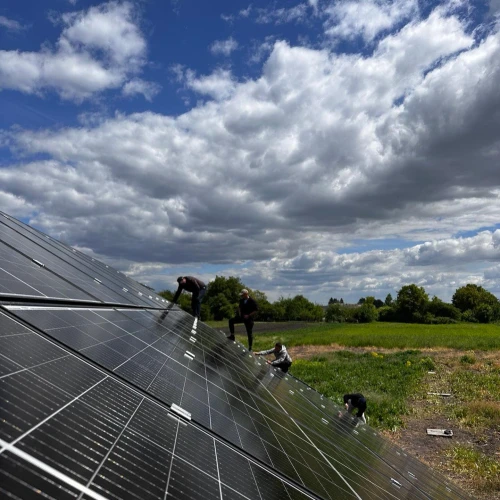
[227,334,235,341]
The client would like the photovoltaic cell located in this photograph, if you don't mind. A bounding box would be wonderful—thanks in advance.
[0,212,471,500]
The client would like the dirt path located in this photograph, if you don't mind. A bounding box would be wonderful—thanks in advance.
[290,344,500,500]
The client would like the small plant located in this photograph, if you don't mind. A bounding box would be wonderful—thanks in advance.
[460,354,476,364]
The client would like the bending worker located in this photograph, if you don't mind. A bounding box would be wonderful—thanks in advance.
[343,393,367,423]
[172,276,206,320]
[255,342,292,373]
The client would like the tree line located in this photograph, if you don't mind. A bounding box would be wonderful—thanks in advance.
[159,275,324,322]
[160,277,500,324]
[326,284,500,324]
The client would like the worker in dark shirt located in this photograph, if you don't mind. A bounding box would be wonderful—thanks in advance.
[172,276,206,320]
[227,289,258,351]
[343,393,367,423]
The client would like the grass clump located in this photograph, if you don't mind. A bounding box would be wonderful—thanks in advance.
[289,349,429,431]
[460,354,476,364]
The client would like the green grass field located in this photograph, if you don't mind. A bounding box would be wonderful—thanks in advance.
[208,321,500,351]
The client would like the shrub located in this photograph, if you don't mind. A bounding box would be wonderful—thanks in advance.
[355,303,378,323]
[377,306,396,322]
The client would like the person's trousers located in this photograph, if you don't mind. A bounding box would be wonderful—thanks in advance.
[191,288,206,319]
[273,361,292,373]
[347,397,367,421]
[228,316,254,350]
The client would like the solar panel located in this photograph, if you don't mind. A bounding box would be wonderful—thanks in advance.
[0,213,471,500]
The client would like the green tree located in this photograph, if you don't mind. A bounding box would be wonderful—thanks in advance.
[325,303,346,322]
[252,289,274,321]
[354,303,378,323]
[427,296,461,320]
[395,284,429,322]
[275,295,323,321]
[385,293,393,306]
[452,284,499,312]
[365,296,375,305]
[377,305,396,322]
[452,284,500,323]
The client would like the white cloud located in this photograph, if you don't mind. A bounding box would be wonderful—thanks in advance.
[309,0,319,12]
[249,37,276,64]
[210,37,239,56]
[185,68,236,100]
[256,4,309,24]
[0,15,25,32]
[240,6,252,17]
[122,78,161,101]
[323,0,418,42]
[3,5,500,301]
[0,1,149,101]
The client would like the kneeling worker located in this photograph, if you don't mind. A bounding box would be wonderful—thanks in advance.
[343,393,367,423]
[255,343,292,373]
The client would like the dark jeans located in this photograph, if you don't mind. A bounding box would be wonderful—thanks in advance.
[355,397,367,418]
[228,315,254,350]
[273,361,292,373]
[191,288,206,319]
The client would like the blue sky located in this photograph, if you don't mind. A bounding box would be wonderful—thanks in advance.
[1,0,500,304]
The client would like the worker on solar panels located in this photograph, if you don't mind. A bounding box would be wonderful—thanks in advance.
[343,393,367,423]
[227,289,258,351]
[172,276,207,320]
[255,342,293,373]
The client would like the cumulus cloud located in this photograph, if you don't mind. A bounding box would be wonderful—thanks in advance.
[122,78,161,101]
[210,37,239,56]
[185,68,236,100]
[2,5,500,301]
[323,0,418,42]
[0,1,148,101]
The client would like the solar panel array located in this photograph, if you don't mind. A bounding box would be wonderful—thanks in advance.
[0,211,470,500]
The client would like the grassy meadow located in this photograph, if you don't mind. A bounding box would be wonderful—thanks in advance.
[207,320,500,497]
[251,321,500,351]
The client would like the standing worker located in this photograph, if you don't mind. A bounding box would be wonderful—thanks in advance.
[255,342,292,373]
[227,289,258,351]
[172,276,206,320]
[343,393,367,423]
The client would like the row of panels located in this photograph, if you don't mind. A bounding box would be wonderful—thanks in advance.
[0,212,165,308]
[3,304,470,500]
[0,310,315,500]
